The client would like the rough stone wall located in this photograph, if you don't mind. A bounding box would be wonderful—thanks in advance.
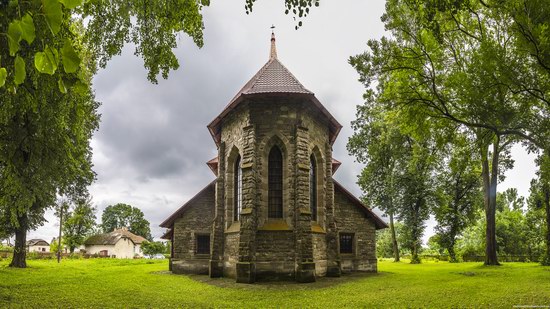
[334,188,377,272]
[255,231,295,280]
[172,185,215,274]
[312,233,327,276]
[223,232,239,278]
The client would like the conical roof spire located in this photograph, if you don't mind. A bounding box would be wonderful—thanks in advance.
[270,25,277,60]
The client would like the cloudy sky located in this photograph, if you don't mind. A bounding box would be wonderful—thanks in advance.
[30,1,537,243]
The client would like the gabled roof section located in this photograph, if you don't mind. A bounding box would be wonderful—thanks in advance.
[206,157,218,176]
[84,231,135,246]
[207,33,342,147]
[333,179,388,230]
[159,180,216,228]
[113,228,147,244]
[27,239,49,246]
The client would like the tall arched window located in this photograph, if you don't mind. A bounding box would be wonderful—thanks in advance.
[268,146,283,218]
[309,155,317,221]
[234,155,242,221]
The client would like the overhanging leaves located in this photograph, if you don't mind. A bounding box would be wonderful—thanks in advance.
[20,14,36,44]
[7,21,22,56]
[0,68,7,87]
[14,55,26,85]
[34,46,59,75]
[61,39,80,73]
[43,0,63,35]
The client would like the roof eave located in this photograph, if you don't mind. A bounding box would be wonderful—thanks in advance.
[333,179,389,230]
[159,180,216,228]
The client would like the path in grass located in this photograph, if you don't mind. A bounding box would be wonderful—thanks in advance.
[0,258,549,308]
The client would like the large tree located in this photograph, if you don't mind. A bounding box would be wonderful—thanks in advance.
[63,197,97,253]
[529,152,550,264]
[101,203,152,240]
[348,104,409,262]
[433,137,482,262]
[1,0,100,269]
[349,0,549,265]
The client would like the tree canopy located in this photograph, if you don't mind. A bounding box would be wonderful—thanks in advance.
[101,203,152,240]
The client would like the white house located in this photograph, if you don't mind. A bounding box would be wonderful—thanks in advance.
[84,228,146,259]
[26,239,50,253]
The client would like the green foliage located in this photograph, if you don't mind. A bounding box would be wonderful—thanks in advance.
[433,137,482,262]
[0,68,6,87]
[63,197,97,253]
[141,241,167,256]
[1,259,550,307]
[34,45,59,75]
[14,55,26,85]
[101,203,152,240]
[376,221,404,258]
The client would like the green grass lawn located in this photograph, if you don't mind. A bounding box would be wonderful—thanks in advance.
[1,258,549,308]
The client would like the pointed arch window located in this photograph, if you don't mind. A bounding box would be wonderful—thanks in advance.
[234,155,242,221]
[268,146,283,218]
[309,155,317,221]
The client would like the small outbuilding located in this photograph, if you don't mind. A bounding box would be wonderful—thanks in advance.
[26,239,50,253]
[84,228,146,258]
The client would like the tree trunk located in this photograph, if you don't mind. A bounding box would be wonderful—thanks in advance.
[410,201,421,264]
[482,136,500,266]
[9,213,28,268]
[389,212,400,262]
[57,207,63,263]
[70,246,75,254]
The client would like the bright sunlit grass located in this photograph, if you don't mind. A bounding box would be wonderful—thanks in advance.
[0,258,549,308]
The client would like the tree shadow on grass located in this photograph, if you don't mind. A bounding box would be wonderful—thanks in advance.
[152,271,385,290]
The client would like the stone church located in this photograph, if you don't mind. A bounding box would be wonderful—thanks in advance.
[160,32,387,283]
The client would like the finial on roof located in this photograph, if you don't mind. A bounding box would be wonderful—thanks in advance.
[270,25,277,60]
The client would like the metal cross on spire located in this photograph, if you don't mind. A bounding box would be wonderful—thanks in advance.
[270,25,277,60]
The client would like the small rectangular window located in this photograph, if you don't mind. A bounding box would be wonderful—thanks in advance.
[196,234,210,255]
[339,233,354,254]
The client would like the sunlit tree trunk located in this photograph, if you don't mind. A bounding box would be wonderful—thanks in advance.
[481,136,500,266]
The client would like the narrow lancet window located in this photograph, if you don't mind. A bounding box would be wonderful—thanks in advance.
[268,146,283,218]
[309,155,317,221]
[234,155,242,221]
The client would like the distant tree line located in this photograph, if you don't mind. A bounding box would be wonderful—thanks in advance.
[377,188,548,263]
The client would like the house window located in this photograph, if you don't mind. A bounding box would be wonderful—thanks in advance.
[234,155,242,221]
[42,248,45,252]
[309,155,317,221]
[268,146,283,218]
[196,234,210,255]
[339,233,354,254]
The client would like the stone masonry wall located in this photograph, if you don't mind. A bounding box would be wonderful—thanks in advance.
[172,185,215,274]
[334,188,377,272]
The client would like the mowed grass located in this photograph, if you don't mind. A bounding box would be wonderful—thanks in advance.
[0,258,549,308]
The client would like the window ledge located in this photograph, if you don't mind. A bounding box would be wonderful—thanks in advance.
[258,220,292,231]
[225,222,241,234]
[311,223,326,234]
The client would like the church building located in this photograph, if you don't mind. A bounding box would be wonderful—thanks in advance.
[160,32,387,283]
